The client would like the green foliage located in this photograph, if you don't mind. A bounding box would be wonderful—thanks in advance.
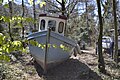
[0,32,71,62]
[0,33,28,62]
[0,0,3,4]
[40,2,46,8]
[4,4,9,8]
[0,16,33,27]
[29,40,70,52]
[0,16,10,23]
[28,0,46,8]
[0,55,10,62]
[0,2,34,61]
[67,15,94,44]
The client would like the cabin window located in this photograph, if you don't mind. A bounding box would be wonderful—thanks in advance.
[40,19,45,30]
[48,20,56,31]
[58,22,64,33]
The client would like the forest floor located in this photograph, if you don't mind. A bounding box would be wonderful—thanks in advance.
[1,47,120,80]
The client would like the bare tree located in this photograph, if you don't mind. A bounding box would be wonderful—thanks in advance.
[33,0,36,30]
[21,0,25,38]
[8,0,13,41]
[113,0,118,63]
[96,0,106,73]
[45,0,79,17]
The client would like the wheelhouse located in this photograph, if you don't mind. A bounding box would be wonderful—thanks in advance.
[39,14,67,36]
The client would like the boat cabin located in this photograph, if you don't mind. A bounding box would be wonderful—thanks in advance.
[39,14,67,36]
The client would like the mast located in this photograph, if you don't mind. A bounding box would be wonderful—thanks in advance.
[44,27,51,74]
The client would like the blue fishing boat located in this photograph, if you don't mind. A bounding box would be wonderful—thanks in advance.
[28,14,80,73]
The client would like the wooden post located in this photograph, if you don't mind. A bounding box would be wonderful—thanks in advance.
[44,27,51,74]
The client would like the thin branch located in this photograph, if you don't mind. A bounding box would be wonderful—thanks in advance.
[66,0,75,9]
[70,1,78,14]
[45,0,61,10]
[56,0,62,5]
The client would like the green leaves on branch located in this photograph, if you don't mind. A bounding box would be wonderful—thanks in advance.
[28,0,46,8]
[0,33,28,62]
[0,16,33,27]
[0,16,33,22]
[0,16,10,23]
[0,54,10,62]
[0,32,70,62]
[29,40,70,52]
[40,2,46,8]
[4,4,9,8]
[0,33,6,44]
[0,0,3,4]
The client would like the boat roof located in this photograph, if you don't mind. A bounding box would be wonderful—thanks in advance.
[39,14,67,20]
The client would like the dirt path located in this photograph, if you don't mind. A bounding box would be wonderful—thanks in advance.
[5,47,120,80]
[34,58,101,80]
[25,48,102,80]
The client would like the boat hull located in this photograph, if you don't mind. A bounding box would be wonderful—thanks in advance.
[28,31,77,70]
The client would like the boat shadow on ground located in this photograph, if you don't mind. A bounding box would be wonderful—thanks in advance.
[34,58,103,80]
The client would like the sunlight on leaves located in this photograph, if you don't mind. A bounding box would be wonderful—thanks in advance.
[0,52,2,54]
[4,4,9,8]
[0,48,2,51]
[0,0,3,4]
[0,54,10,62]
[0,33,3,37]
[40,2,46,8]
[41,46,44,49]
[43,44,46,48]
[52,44,57,48]
[29,40,38,46]
[60,44,65,49]
[38,44,42,48]
[29,40,70,52]
[0,33,29,61]
[12,41,22,46]
[22,48,27,53]
[28,0,33,5]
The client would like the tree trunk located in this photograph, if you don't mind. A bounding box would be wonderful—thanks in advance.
[56,0,66,16]
[33,0,36,30]
[8,0,13,41]
[85,0,91,46]
[113,0,118,63]
[61,0,65,15]
[21,0,25,39]
[86,0,88,28]
[96,0,106,73]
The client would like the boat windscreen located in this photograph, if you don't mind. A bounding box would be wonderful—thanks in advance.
[48,20,56,31]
